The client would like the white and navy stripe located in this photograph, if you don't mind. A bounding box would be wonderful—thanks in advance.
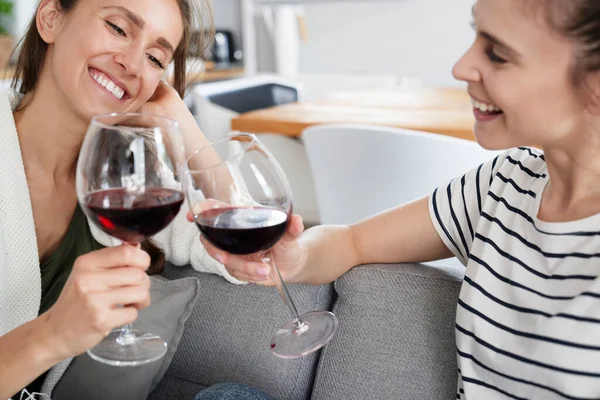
[430,147,600,399]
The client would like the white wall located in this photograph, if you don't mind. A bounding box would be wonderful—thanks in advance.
[296,0,475,87]
[212,0,243,36]
[218,0,475,87]
[13,0,36,42]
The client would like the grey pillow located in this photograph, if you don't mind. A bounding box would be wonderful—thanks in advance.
[52,275,200,400]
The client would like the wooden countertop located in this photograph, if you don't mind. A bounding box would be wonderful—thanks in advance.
[231,87,476,141]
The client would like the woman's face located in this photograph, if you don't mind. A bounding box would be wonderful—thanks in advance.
[42,0,184,121]
[452,0,586,150]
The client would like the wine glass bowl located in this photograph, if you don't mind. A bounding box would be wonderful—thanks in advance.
[195,206,290,255]
[76,112,186,366]
[184,133,338,358]
[84,187,184,244]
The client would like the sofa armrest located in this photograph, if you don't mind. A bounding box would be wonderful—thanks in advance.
[311,262,464,400]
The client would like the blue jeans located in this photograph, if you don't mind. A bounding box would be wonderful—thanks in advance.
[194,383,274,400]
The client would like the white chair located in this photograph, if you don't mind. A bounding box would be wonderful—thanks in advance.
[302,124,498,224]
[191,75,321,225]
[302,124,499,267]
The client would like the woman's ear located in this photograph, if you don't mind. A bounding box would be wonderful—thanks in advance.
[584,71,600,116]
[36,0,62,44]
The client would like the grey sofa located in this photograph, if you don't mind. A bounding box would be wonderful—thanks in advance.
[149,262,464,400]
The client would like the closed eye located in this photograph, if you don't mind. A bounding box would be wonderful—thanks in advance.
[485,46,507,64]
[106,21,126,37]
[147,54,166,70]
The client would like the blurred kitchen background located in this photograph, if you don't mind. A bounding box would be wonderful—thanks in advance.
[9,0,475,87]
[6,0,486,236]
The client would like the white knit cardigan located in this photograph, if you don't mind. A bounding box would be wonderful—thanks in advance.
[0,90,243,398]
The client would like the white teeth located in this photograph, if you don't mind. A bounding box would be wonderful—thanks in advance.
[471,97,500,113]
[112,86,124,100]
[91,71,125,100]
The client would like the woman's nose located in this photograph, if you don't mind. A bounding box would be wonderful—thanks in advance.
[452,44,481,84]
[114,44,144,77]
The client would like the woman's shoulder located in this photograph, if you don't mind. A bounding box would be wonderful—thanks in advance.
[483,147,548,202]
[509,146,544,161]
[491,146,546,175]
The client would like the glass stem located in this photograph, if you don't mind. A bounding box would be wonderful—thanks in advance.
[116,324,136,346]
[115,241,140,346]
[261,253,304,328]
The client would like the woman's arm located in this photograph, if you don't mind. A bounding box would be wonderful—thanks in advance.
[201,196,452,286]
[294,196,452,285]
[0,316,63,399]
[203,150,507,286]
[0,246,152,398]
[141,81,233,199]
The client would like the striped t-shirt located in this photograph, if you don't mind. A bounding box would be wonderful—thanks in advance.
[430,146,600,400]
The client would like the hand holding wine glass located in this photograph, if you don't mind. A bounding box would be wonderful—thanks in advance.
[188,201,306,285]
[76,113,186,366]
[184,133,338,359]
[45,246,152,360]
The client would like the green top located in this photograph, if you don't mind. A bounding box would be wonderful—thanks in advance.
[20,204,105,396]
[38,204,105,315]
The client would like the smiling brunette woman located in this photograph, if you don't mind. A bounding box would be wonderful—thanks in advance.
[0,1,272,399]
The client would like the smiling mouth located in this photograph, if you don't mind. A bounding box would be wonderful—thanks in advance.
[89,68,129,100]
[470,97,503,115]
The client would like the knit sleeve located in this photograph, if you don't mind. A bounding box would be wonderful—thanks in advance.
[151,166,246,285]
[152,202,246,285]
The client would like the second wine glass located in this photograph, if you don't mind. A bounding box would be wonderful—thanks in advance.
[184,133,338,358]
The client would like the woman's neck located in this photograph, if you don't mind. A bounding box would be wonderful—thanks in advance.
[14,76,88,180]
[541,121,600,221]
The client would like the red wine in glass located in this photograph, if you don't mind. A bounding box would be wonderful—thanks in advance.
[196,207,290,255]
[185,133,338,359]
[85,187,184,243]
[77,112,186,367]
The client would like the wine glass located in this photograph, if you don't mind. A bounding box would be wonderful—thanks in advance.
[183,133,338,358]
[76,113,186,366]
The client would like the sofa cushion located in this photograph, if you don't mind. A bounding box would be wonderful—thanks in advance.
[150,263,336,400]
[311,263,464,400]
[53,275,200,400]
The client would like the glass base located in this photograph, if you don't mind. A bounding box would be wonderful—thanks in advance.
[87,328,167,366]
[270,311,338,359]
